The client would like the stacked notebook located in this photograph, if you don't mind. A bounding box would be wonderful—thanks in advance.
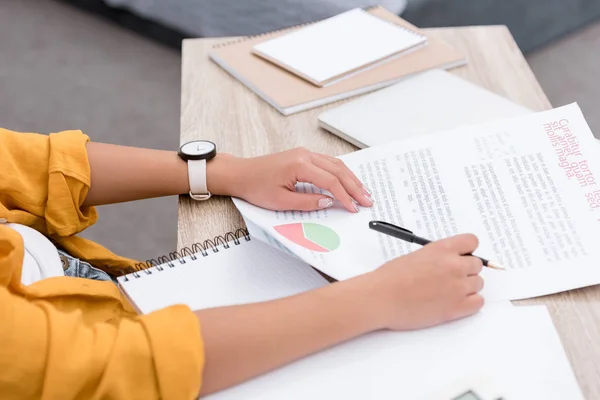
[252,8,428,87]
[209,7,466,115]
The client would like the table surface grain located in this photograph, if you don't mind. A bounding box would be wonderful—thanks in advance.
[179,26,600,398]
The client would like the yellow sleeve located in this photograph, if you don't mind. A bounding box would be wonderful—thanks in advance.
[0,128,95,235]
[0,127,137,274]
[0,221,204,400]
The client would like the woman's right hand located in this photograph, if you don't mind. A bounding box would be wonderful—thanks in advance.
[363,233,485,331]
[196,233,485,395]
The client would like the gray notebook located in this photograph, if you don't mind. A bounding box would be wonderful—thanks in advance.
[318,69,532,148]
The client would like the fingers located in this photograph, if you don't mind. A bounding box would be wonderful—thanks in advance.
[297,164,359,212]
[286,148,373,213]
[275,192,334,212]
[463,256,483,276]
[465,275,484,295]
[317,155,367,192]
[438,233,479,255]
[464,294,485,314]
[450,294,485,322]
[311,154,372,207]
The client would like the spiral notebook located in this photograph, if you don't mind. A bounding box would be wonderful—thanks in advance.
[252,8,427,87]
[117,228,328,315]
[208,6,465,115]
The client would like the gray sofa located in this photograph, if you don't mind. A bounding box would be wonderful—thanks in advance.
[102,0,407,37]
[403,0,600,53]
[66,0,600,53]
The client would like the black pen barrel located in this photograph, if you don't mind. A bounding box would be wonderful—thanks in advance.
[411,236,431,246]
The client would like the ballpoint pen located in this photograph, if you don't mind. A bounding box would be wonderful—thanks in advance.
[369,220,505,270]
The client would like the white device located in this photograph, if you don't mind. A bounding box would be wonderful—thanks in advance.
[419,373,506,400]
[318,69,532,148]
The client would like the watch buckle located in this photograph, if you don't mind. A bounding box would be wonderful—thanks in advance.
[189,191,212,201]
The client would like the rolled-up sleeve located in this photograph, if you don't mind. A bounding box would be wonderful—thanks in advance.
[0,283,204,399]
[0,128,96,235]
[0,129,205,399]
[46,130,96,236]
[0,128,138,273]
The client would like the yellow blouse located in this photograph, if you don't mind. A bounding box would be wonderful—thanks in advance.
[0,128,203,399]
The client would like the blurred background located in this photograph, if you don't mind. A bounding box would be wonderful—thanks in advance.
[1,0,599,262]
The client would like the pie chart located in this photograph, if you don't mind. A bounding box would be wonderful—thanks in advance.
[274,223,340,253]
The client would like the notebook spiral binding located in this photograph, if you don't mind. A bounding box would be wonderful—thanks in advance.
[210,6,424,50]
[122,228,250,282]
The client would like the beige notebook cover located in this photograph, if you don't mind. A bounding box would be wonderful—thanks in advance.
[209,7,466,115]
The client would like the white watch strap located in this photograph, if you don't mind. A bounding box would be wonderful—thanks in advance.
[187,159,212,201]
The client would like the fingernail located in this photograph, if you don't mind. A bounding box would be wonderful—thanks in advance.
[353,201,360,213]
[318,198,334,209]
[363,196,373,206]
[363,186,372,196]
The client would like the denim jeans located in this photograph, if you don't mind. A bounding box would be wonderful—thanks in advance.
[58,249,116,284]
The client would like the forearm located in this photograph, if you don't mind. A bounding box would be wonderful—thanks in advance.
[197,275,382,396]
[83,142,235,206]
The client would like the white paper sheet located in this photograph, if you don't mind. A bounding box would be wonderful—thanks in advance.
[206,305,582,400]
[234,104,600,301]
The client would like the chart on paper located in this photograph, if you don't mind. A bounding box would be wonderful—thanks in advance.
[275,223,340,253]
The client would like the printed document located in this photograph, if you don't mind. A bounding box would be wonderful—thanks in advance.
[234,104,600,301]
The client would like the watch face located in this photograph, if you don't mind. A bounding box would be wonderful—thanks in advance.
[181,140,216,157]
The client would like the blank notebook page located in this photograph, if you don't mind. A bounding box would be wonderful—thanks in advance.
[252,8,426,86]
[203,306,582,399]
[118,239,328,314]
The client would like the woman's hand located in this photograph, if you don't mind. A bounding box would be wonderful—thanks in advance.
[360,233,485,331]
[197,233,485,394]
[207,148,373,213]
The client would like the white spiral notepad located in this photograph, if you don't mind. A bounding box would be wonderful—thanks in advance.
[117,229,328,314]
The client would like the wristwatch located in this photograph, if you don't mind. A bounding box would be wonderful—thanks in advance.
[178,140,217,201]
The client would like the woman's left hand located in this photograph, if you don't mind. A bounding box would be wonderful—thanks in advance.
[207,148,373,213]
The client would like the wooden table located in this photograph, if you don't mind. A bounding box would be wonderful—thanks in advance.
[179,26,600,398]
